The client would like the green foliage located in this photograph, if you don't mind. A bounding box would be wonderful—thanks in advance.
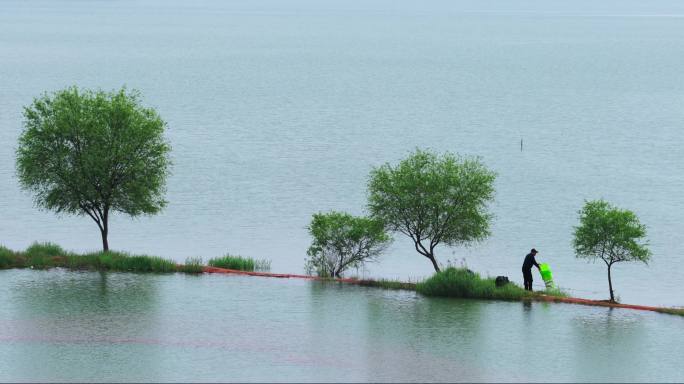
[305,211,391,277]
[417,267,540,301]
[655,307,684,317]
[66,251,177,272]
[16,86,171,251]
[0,244,181,273]
[209,254,269,271]
[0,244,273,275]
[25,242,65,258]
[65,252,102,270]
[573,200,651,302]
[368,149,496,271]
[0,246,18,269]
[573,200,651,264]
[540,287,569,298]
[178,257,205,274]
[122,255,166,273]
[355,278,416,291]
[24,242,66,268]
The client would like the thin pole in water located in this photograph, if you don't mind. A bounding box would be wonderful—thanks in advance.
[520,137,523,152]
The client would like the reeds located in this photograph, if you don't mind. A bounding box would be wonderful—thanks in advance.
[655,307,684,317]
[2,243,180,273]
[177,257,205,274]
[416,267,567,301]
[354,278,417,291]
[0,243,276,276]
[208,254,270,271]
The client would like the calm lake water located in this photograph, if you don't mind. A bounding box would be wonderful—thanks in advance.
[1,0,684,307]
[0,269,682,382]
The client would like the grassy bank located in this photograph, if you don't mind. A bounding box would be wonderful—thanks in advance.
[0,243,271,274]
[1,243,180,273]
[654,307,684,316]
[5,243,680,317]
[416,267,567,301]
[208,254,270,272]
[353,278,417,291]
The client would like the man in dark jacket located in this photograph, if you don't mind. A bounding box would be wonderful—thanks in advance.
[522,248,540,291]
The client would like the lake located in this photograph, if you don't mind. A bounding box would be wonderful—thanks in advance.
[1,0,684,306]
[0,269,682,382]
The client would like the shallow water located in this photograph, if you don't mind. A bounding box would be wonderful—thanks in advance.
[1,0,684,306]
[0,269,681,382]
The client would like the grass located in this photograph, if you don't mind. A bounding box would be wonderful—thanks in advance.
[416,267,567,301]
[177,257,205,274]
[0,243,274,275]
[654,307,684,317]
[208,254,270,271]
[539,286,569,298]
[353,278,417,291]
[1,243,186,274]
[24,242,66,268]
[0,245,18,269]
[1,242,681,317]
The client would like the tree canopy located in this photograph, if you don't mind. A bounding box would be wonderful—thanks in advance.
[16,86,171,251]
[368,149,496,272]
[573,199,651,302]
[305,211,391,278]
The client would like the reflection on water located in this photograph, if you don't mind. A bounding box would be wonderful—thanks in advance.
[1,0,684,307]
[308,282,488,381]
[1,270,162,381]
[0,270,682,382]
[570,309,647,382]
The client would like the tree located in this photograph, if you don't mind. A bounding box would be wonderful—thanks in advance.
[368,150,496,272]
[16,87,171,251]
[573,200,651,303]
[368,149,496,272]
[305,211,391,278]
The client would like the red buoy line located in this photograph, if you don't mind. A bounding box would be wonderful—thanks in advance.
[534,294,664,312]
[202,266,361,283]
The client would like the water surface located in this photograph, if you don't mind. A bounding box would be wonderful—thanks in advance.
[0,269,682,382]
[1,0,684,305]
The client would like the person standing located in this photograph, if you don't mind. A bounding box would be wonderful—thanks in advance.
[522,248,540,291]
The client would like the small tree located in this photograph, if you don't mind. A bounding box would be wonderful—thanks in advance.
[573,200,651,303]
[305,211,391,278]
[368,149,495,272]
[16,87,171,251]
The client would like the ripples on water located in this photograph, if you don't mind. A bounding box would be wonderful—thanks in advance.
[0,270,682,382]
[1,0,683,308]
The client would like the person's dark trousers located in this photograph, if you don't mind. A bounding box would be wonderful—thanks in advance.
[522,268,533,291]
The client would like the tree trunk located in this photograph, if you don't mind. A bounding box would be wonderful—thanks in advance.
[100,210,109,252]
[100,228,109,252]
[607,264,614,303]
[428,254,441,272]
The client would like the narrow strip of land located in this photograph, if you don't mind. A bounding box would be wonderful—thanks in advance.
[203,266,681,316]
[203,266,361,283]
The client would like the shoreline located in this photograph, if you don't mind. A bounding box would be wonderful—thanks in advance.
[2,263,681,317]
[202,265,684,317]
[2,243,681,317]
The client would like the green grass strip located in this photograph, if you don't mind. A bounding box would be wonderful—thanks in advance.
[208,254,270,272]
[416,267,567,301]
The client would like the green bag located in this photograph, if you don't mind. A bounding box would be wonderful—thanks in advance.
[539,263,554,288]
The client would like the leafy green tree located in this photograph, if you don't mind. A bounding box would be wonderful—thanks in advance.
[573,200,651,303]
[16,87,171,251]
[305,211,391,278]
[368,149,496,272]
